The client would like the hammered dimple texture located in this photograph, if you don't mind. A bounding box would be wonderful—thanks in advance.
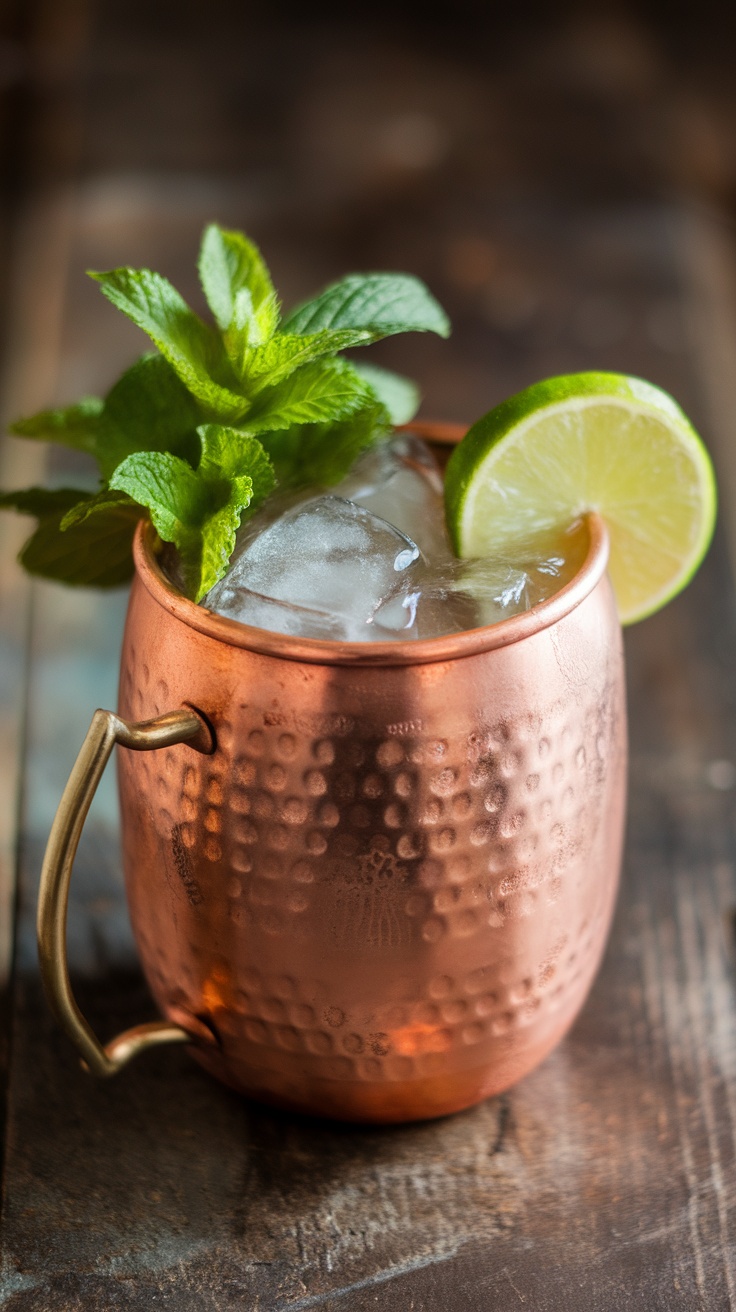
[117,571,626,1121]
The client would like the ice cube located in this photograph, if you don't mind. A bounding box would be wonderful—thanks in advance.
[195,429,589,644]
[368,588,422,637]
[337,433,449,560]
[401,523,589,638]
[371,521,590,640]
[207,586,347,640]
[463,522,589,626]
[203,495,421,641]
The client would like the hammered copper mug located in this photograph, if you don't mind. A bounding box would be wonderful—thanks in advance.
[38,443,626,1124]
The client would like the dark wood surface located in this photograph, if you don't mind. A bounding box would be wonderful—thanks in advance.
[2,4,736,1307]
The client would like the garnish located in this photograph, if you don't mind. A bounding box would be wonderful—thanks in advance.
[1,225,449,600]
[444,372,717,624]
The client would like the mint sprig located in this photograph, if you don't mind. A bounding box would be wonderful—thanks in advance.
[1,224,450,597]
[109,427,275,600]
[12,354,202,480]
[90,267,249,421]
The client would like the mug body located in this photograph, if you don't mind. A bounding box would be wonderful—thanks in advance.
[117,521,626,1122]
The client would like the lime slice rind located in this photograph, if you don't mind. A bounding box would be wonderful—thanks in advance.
[444,373,717,625]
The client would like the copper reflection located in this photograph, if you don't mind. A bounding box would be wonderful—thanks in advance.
[116,503,626,1123]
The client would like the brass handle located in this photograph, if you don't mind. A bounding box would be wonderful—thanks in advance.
[37,706,215,1077]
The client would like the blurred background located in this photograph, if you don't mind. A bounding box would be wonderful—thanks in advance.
[2,0,736,428]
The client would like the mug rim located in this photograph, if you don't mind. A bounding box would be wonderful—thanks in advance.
[134,511,610,668]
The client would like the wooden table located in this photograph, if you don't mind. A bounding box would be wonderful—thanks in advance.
[2,5,736,1308]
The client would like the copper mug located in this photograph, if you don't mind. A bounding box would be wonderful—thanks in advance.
[38,455,626,1123]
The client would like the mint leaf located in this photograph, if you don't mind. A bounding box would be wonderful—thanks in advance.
[9,356,203,481]
[0,486,135,586]
[260,400,391,489]
[10,398,104,460]
[282,273,450,340]
[111,433,274,600]
[198,424,275,502]
[60,488,137,530]
[351,361,420,424]
[90,268,248,420]
[245,328,375,391]
[195,427,274,598]
[111,451,206,599]
[246,358,371,434]
[198,224,279,374]
[196,501,245,602]
[0,486,91,516]
[97,353,202,477]
[110,451,205,556]
[9,489,139,587]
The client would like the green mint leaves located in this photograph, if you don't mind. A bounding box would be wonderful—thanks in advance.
[350,362,420,426]
[247,357,372,432]
[110,427,275,601]
[90,267,249,421]
[10,398,105,459]
[11,355,202,480]
[198,225,280,370]
[282,272,451,340]
[2,224,449,598]
[259,401,392,490]
[0,486,140,587]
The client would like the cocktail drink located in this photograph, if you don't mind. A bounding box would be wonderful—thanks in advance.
[2,226,715,1121]
[111,459,622,1122]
